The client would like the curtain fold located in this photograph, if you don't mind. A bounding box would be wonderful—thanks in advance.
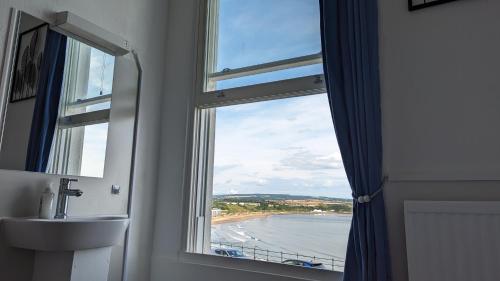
[319,0,391,280]
[25,30,67,172]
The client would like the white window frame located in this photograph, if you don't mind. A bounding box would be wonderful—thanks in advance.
[181,1,341,280]
[48,38,111,176]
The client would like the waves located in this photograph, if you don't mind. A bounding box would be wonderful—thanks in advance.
[211,213,351,262]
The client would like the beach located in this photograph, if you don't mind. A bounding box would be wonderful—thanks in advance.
[212,212,280,225]
[211,211,352,225]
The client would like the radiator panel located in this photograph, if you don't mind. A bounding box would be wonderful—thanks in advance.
[405,201,500,281]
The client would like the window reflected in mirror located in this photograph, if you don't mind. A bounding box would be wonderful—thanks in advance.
[0,12,115,178]
[47,38,114,178]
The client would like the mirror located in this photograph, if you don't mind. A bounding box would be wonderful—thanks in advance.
[0,12,116,178]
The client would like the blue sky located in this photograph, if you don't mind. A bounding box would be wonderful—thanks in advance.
[216,0,323,90]
[211,0,351,198]
[216,0,322,70]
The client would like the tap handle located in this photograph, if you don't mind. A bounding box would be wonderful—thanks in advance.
[60,178,78,183]
[59,178,79,188]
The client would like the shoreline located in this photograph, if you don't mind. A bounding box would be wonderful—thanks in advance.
[211,211,352,225]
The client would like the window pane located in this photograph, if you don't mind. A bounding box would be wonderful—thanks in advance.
[206,0,322,91]
[46,39,113,178]
[48,123,108,178]
[214,0,321,71]
[60,39,114,116]
[208,94,351,271]
[85,48,115,99]
[80,123,108,178]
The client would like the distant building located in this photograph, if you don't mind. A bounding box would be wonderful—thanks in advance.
[225,202,261,206]
[212,208,223,217]
[238,202,260,206]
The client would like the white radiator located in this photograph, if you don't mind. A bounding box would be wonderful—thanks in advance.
[404,201,500,281]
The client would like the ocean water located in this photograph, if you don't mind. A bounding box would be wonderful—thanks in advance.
[211,213,351,271]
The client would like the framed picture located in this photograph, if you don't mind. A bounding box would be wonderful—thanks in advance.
[409,0,459,11]
[10,23,48,103]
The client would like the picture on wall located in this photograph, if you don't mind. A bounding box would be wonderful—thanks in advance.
[10,24,48,103]
[409,0,459,11]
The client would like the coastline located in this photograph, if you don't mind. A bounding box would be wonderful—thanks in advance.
[211,211,352,225]
[211,212,279,225]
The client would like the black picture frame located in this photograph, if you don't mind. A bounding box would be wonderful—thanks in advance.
[408,0,459,11]
[10,23,49,103]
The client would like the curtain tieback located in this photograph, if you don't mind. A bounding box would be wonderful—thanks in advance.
[353,176,388,204]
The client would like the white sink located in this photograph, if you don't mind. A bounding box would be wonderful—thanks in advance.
[3,216,129,251]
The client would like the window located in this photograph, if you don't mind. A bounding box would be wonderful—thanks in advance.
[187,0,351,273]
[47,38,114,178]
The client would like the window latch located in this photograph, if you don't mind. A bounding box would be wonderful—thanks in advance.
[215,91,225,98]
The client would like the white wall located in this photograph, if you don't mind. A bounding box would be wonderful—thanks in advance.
[0,0,168,280]
[0,13,43,171]
[152,0,500,281]
[0,99,35,170]
[379,0,500,280]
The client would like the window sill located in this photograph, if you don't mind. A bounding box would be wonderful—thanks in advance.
[178,252,343,281]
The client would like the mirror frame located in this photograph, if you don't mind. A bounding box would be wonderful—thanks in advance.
[0,8,133,179]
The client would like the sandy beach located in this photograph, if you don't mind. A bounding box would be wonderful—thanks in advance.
[211,211,352,225]
[211,212,279,225]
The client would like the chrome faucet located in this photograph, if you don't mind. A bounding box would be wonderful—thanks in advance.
[54,178,83,219]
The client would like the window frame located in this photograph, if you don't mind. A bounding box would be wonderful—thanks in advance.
[181,1,341,279]
[196,0,326,107]
[57,37,113,127]
[48,38,112,176]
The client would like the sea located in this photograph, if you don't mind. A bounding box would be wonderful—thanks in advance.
[211,213,351,271]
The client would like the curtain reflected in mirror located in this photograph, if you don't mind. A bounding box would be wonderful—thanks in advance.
[0,12,115,178]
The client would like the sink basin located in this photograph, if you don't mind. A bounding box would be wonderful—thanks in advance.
[2,216,129,251]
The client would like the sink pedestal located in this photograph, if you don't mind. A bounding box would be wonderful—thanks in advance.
[3,216,129,281]
[32,247,112,281]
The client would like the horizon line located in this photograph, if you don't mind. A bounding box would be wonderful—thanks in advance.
[213,193,352,199]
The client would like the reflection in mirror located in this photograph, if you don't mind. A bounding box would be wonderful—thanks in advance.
[0,12,115,178]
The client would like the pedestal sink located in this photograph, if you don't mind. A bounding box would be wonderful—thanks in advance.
[3,216,129,281]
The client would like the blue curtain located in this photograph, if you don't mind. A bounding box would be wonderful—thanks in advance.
[319,1,391,281]
[25,30,67,172]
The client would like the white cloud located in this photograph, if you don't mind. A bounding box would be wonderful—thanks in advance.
[212,94,350,198]
[279,148,344,171]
